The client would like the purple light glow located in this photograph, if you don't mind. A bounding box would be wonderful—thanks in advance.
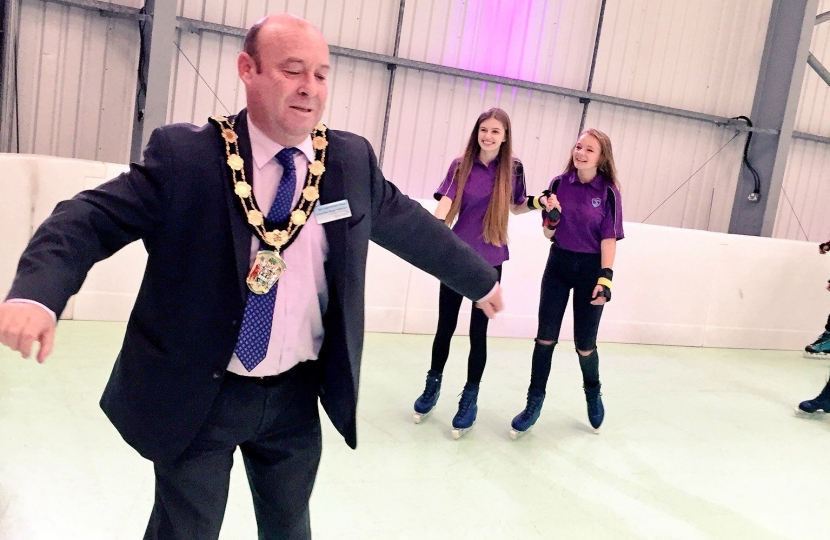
[450,0,536,79]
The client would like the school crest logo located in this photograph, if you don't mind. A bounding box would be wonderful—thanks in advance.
[591,197,601,208]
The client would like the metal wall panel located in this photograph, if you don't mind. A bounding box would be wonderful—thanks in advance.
[177,0,398,54]
[774,0,830,241]
[593,0,772,117]
[773,139,830,241]
[397,0,601,91]
[584,102,746,232]
[17,0,139,163]
[382,69,585,199]
[795,0,830,136]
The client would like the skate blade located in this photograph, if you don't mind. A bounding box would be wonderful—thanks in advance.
[413,410,432,424]
[451,425,474,439]
[593,427,601,434]
[509,426,531,440]
[803,350,830,359]
[794,407,828,417]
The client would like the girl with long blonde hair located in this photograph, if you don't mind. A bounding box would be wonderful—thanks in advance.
[412,107,550,438]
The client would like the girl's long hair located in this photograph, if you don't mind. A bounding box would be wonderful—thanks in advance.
[445,108,515,247]
[562,128,621,190]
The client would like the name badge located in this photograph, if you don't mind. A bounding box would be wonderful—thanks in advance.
[313,200,352,224]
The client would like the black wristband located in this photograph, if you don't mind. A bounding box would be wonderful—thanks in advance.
[526,196,545,211]
[594,284,612,302]
[547,207,560,222]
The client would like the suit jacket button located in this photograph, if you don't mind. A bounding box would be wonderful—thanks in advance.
[213,371,223,379]
[231,320,239,327]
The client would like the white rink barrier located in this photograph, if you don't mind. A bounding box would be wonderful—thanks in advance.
[1,153,827,350]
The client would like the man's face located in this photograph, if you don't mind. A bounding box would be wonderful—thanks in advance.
[239,21,329,146]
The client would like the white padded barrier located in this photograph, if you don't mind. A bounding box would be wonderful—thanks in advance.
[1,153,828,350]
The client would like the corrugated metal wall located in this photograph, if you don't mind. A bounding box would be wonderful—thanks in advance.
[385,0,770,232]
[14,0,828,236]
[16,0,141,163]
[774,0,830,241]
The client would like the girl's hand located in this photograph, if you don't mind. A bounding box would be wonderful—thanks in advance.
[590,285,607,305]
[543,193,561,212]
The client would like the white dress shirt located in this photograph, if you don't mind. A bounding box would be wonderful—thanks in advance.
[226,119,330,377]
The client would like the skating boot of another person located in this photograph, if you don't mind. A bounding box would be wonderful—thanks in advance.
[509,391,545,440]
[796,381,830,416]
[584,383,604,433]
[413,370,442,423]
[804,331,830,358]
[451,384,479,439]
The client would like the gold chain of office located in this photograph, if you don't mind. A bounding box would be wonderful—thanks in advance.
[209,115,328,251]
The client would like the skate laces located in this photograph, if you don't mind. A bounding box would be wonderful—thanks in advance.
[523,395,543,419]
[422,376,440,400]
[457,389,476,413]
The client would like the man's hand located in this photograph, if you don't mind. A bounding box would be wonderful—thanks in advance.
[0,303,56,363]
[475,283,504,319]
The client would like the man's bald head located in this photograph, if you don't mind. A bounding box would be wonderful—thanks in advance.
[237,13,329,146]
[243,14,326,73]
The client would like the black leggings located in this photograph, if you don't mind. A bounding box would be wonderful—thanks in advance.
[527,247,604,394]
[430,265,503,385]
[537,246,603,351]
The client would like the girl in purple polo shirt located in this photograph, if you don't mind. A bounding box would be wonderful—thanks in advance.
[510,128,624,439]
[412,107,548,438]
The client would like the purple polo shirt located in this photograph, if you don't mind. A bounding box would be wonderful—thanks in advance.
[435,156,528,266]
[546,170,624,254]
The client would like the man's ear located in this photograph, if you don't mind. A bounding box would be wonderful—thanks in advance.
[238,52,255,81]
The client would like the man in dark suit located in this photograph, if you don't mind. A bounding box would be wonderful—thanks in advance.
[0,13,503,540]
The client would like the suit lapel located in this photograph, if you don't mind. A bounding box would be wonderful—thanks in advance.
[319,156,348,291]
[223,110,256,304]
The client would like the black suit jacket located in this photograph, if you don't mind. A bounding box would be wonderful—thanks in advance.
[7,110,498,463]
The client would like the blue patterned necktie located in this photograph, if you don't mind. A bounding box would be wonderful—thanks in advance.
[234,147,299,371]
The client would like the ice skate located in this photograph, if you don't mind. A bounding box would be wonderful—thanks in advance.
[413,370,442,423]
[795,382,830,417]
[450,384,478,439]
[584,383,604,433]
[509,391,545,440]
[804,331,830,358]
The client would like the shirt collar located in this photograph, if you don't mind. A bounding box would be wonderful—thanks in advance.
[566,169,605,191]
[247,118,315,169]
[474,154,500,169]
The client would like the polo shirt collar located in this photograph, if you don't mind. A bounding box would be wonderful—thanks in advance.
[567,169,605,191]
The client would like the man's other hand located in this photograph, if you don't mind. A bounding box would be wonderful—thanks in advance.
[475,283,504,319]
[0,303,56,363]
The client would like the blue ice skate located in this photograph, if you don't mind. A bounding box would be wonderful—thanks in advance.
[451,384,479,439]
[413,370,442,423]
[584,383,604,433]
[509,391,545,439]
[796,383,830,416]
[805,331,830,358]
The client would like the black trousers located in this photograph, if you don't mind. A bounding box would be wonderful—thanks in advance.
[431,265,503,384]
[144,361,322,540]
[537,246,603,351]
